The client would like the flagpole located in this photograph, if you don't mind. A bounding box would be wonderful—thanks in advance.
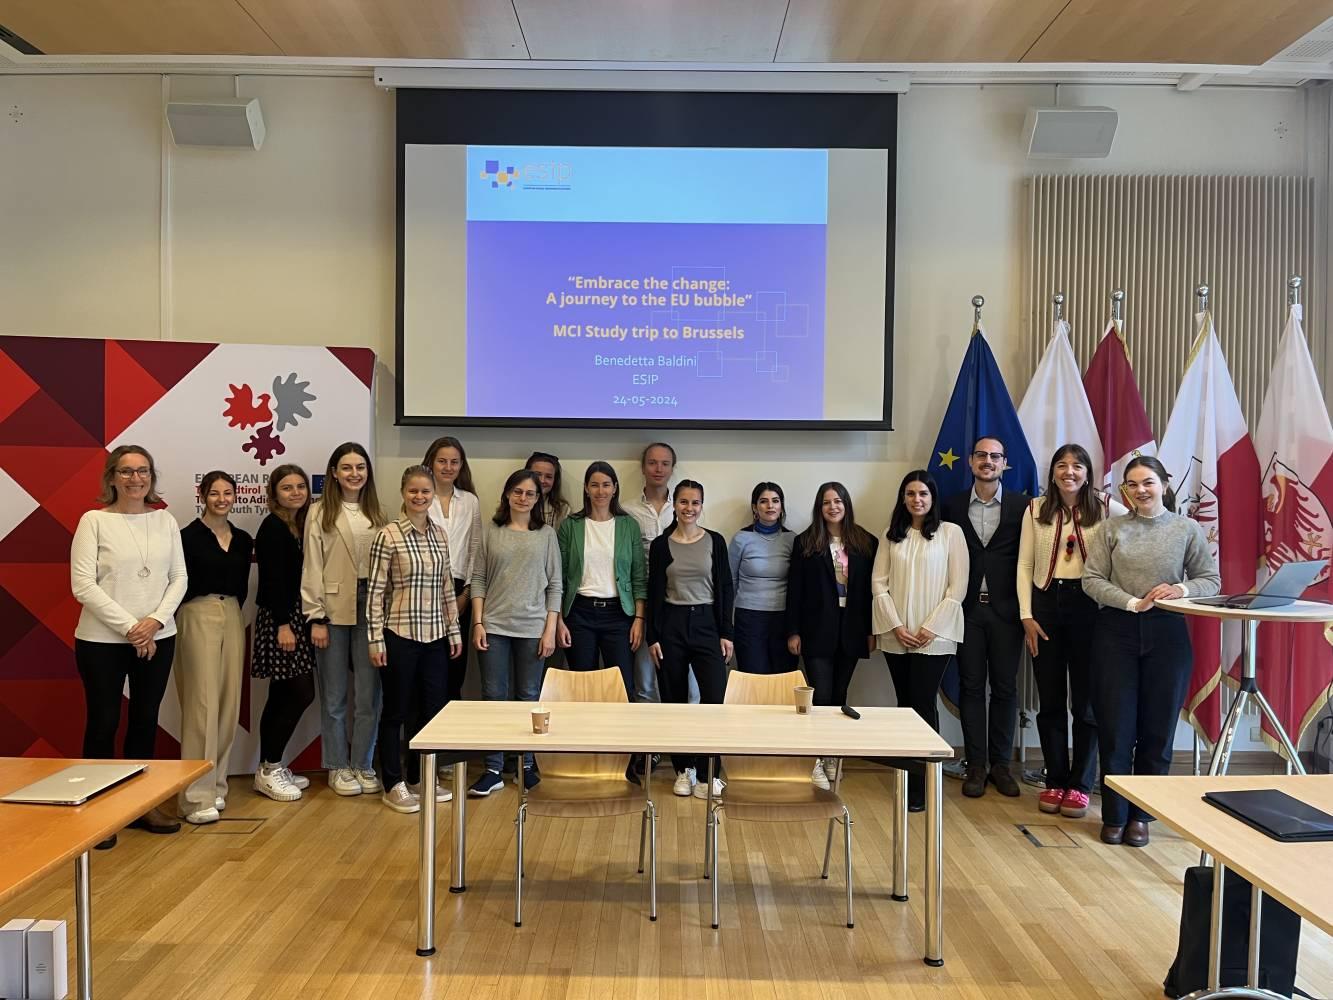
[972,294,984,334]
[1052,292,1064,324]
[1289,274,1302,308]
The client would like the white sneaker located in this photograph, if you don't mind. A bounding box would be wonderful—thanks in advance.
[382,782,420,814]
[254,764,302,802]
[811,760,831,790]
[329,768,362,796]
[280,767,310,790]
[408,781,453,803]
[824,758,840,783]
[672,768,697,797]
[693,777,725,800]
[214,796,227,812]
[184,806,220,825]
[355,768,383,793]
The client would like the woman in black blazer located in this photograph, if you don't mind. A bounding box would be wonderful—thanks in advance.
[646,480,734,798]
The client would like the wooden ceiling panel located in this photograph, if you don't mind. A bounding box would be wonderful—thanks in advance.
[0,0,282,55]
[1022,0,1333,64]
[514,0,788,62]
[236,0,526,59]
[776,0,1070,63]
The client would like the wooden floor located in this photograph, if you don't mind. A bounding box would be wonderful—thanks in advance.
[7,764,1331,999]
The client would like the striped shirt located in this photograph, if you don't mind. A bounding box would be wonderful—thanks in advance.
[366,516,461,656]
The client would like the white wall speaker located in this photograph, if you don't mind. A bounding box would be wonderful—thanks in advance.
[165,99,265,150]
[1022,106,1118,159]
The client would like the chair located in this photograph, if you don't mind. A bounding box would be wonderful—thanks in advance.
[708,668,854,929]
[514,666,657,927]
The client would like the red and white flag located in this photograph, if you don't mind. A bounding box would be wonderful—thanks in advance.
[1158,311,1261,744]
[1084,318,1157,491]
[1254,304,1333,757]
[1018,318,1105,482]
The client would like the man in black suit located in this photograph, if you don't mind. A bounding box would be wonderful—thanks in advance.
[941,436,1030,798]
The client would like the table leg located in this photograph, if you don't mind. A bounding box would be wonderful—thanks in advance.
[892,768,908,902]
[75,850,92,999]
[1248,884,1262,987]
[1209,861,1225,991]
[451,760,467,892]
[703,758,715,881]
[924,761,943,967]
[417,752,437,957]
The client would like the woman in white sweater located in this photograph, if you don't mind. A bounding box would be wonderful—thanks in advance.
[70,445,187,844]
[871,470,968,811]
[1016,444,1127,820]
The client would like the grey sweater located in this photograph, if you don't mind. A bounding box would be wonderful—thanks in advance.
[728,528,794,612]
[1082,511,1221,610]
[471,522,562,638]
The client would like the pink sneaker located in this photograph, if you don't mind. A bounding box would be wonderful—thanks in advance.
[1038,788,1065,814]
[1060,789,1090,818]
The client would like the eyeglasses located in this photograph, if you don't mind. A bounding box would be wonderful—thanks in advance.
[972,451,1005,462]
[115,468,152,479]
[509,489,540,500]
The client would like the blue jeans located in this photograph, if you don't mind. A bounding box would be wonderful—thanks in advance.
[313,581,381,770]
[479,634,545,772]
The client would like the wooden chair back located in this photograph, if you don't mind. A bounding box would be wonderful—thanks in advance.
[535,667,631,779]
[721,668,816,782]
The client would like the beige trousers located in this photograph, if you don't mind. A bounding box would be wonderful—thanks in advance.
[175,595,245,812]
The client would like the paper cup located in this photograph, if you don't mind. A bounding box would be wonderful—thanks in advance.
[531,707,550,734]
[794,685,815,714]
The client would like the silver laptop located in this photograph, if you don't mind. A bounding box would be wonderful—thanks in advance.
[0,763,146,806]
[1191,559,1327,611]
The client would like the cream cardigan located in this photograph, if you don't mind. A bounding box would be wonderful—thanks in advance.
[1017,494,1127,619]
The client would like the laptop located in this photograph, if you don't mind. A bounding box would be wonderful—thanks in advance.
[1190,559,1326,610]
[1204,789,1333,842]
[0,763,146,806]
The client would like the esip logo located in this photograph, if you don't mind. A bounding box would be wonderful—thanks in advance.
[479,156,573,191]
[480,159,518,188]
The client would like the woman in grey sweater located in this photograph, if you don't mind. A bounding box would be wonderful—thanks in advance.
[1082,456,1220,848]
[728,482,796,675]
[467,469,562,797]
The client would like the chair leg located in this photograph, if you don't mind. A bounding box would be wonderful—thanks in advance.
[843,806,854,929]
[648,800,658,922]
[710,802,720,929]
[514,802,526,928]
[821,817,836,879]
[638,808,648,874]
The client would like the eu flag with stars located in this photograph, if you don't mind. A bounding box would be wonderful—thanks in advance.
[929,328,1038,496]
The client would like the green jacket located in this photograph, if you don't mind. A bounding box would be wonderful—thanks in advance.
[556,514,648,618]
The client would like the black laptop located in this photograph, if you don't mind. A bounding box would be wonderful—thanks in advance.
[1203,789,1333,842]
[1191,559,1326,610]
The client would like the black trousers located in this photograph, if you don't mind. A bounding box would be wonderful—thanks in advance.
[957,601,1024,768]
[379,630,449,789]
[886,651,951,805]
[448,577,471,702]
[75,637,176,760]
[259,673,316,764]
[804,653,859,708]
[733,608,796,675]
[565,596,635,699]
[1091,607,1193,826]
[656,603,727,776]
[1030,580,1100,793]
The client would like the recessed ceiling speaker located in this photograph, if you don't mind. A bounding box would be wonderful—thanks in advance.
[165,99,265,150]
[1022,106,1118,159]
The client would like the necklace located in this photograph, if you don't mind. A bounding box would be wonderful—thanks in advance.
[122,513,151,579]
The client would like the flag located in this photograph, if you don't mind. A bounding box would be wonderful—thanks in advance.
[1254,304,1333,757]
[1084,318,1156,492]
[1017,318,1104,486]
[929,325,1037,715]
[1157,311,1261,744]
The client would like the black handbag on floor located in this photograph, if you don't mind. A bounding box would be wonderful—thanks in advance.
[1163,866,1301,998]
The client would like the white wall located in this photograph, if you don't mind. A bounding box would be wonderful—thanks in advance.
[1,72,1325,753]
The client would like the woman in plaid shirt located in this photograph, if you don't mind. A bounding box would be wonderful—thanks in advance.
[367,465,463,814]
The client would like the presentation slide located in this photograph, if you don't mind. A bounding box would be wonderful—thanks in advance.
[465,146,827,420]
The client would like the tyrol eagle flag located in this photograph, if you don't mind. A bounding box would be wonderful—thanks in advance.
[930,319,1037,713]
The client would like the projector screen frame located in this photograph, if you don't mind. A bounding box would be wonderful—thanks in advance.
[394,87,897,431]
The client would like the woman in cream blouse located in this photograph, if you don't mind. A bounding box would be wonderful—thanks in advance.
[871,469,968,811]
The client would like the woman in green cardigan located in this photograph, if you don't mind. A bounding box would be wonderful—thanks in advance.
[556,461,648,697]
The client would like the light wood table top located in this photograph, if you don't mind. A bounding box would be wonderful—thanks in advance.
[1106,774,1333,937]
[411,701,954,758]
[0,757,208,904]
[1156,596,1333,623]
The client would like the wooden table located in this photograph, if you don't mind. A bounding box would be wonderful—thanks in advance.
[411,702,954,964]
[0,757,209,1000]
[1107,774,1333,997]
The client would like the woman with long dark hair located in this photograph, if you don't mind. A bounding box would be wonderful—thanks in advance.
[1017,444,1127,819]
[728,482,796,675]
[871,470,967,810]
[555,461,647,697]
[423,436,481,702]
[1083,456,1219,847]
[526,451,570,530]
[785,481,878,789]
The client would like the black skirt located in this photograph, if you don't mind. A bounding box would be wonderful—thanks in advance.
[251,602,316,680]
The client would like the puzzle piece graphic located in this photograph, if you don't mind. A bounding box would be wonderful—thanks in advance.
[223,384,273,429]
[242,424,286,465]
[272,372,316,432]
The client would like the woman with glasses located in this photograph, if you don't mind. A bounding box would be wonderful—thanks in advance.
[174,470,254,824]
[525,451,570,530]
[729,482,796,675]
[70,446,187,846]
[468,469,562,797]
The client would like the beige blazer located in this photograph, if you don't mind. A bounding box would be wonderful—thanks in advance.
[301,500,362,626]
